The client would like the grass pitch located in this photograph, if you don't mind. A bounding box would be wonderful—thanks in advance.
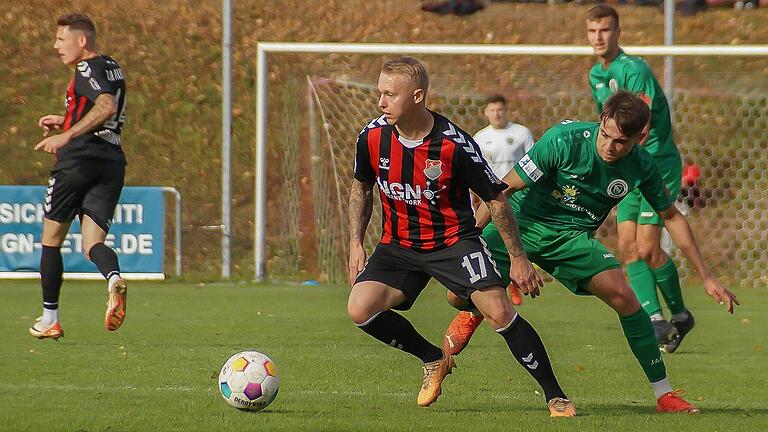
[0,280,765,431]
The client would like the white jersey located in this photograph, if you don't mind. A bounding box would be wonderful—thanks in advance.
[473,122,535,179]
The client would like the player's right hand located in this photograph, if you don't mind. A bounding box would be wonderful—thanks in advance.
[702,276,740,314]
[509,254,543,299]
[38,115,65,137]
[348,243,367,286]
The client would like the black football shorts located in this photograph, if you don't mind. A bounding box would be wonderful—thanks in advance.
[44,159,125,233]
[355,237,504,310]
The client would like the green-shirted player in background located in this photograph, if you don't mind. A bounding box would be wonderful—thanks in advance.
[441,91,739,414]
[586,5,692,353]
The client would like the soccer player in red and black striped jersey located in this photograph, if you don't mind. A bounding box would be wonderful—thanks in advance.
[347,56,575,416]
[30,13,128,340]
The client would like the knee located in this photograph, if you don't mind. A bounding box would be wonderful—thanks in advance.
[608,287,641,316]
[479,301,516,329]
[636,242,655,262]
[346,300,367,325]
[639,245,667,268]
[83,242,99,261]
[617,237,639,259]
[347,292,379,325]
[346,303,372,326]
[41,233,66,248]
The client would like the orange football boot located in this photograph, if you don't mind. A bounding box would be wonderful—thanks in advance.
[656,390,700,414]
[508,284,524,306]
[547,397,577,417]
[443,311,484,356]
[417,351,456,407]
[29,317,64,340]
[105,277,128,331]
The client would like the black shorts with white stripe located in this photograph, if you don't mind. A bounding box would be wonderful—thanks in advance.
[44,159,125,233]
[354,237,504,311]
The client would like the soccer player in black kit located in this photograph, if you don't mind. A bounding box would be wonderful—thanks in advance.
[347,56,575,417]
[30,13,128,339]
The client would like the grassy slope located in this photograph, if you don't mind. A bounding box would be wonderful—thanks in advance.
[0,1,766,277]
[0,281,765,431]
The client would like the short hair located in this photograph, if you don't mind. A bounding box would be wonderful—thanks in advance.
[586,5,619,28]
[381,56,430,92]
[57,13,97,45]
[484,94,507,106]
[600,90,649,138]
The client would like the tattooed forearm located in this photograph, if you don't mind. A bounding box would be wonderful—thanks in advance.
[488,198,526,258]
[65,93,117,139]
[349,179,373,244]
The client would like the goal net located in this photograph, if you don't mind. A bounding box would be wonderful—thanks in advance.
[257,44,768,288]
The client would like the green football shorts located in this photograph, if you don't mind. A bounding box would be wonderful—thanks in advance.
[482,220,621,295]
[616,157,682,226]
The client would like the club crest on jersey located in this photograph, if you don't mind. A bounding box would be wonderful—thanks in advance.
[424,159,442,181]
[506,137,515,145]
[609,79,619,92]
[607,179,629,198]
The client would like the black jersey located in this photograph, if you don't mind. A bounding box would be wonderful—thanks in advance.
[354,111,507,251]
[59,54,126,163]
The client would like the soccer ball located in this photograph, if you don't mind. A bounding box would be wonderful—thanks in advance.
[218,350,280,411]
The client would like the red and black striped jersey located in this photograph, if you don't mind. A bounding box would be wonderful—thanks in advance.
[354,111,506,251]
[60,54,126,163]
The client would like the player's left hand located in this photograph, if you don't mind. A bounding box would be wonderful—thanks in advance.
[34,133,71,154]
[509,254,543,299]
[702,276,739,314]
[348,242,367,287]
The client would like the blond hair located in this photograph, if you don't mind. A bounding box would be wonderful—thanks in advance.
[381,56,430,92]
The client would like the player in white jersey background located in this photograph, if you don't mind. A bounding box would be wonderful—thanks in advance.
[472,94,535,305]
[472,94,535,187]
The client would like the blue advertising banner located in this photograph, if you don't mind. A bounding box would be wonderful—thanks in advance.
[0,186,165,278]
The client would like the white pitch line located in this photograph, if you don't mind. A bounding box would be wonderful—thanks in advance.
[0,384,205,392]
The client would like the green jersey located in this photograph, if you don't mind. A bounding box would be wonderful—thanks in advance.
[512,121,674,232]
[589,50,680,168]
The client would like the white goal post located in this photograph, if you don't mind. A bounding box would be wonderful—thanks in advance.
[255,42,768,284]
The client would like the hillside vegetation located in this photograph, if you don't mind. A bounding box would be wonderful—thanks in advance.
[1,0,766,278]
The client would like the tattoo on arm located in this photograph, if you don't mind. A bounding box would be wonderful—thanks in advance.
[348,179,374,244]
[489,199,525,258]
[66,93,117,139]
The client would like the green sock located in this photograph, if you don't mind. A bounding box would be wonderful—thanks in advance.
[626,260,662,316]
[619,308,667,383]
[651,259,686,315]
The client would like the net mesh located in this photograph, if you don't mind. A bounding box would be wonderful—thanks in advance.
[263,52,768,288]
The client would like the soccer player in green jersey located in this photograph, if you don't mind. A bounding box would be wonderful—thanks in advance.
[442,91,739,414]
[586,5,691,353]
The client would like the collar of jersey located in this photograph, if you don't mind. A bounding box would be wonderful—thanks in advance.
[391,110,439,148]
[597,49,625,71]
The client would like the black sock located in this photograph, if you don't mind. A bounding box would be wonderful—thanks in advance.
[88,242,121,280]
[41,245,63,309]
[358,310,443,363]
[498,315,566,401]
